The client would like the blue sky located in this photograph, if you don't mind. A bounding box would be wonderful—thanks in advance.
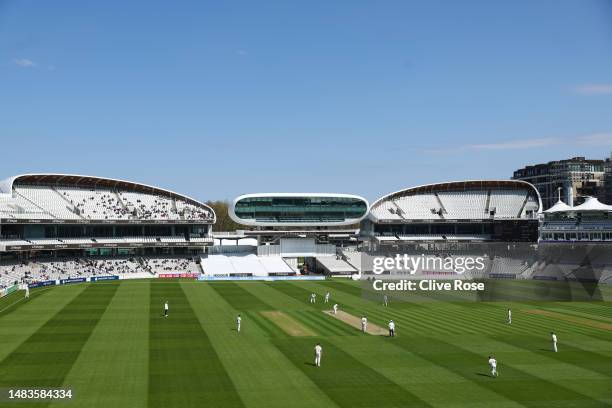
[1,0,611,202]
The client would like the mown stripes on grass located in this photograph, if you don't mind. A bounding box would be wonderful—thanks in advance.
[267,282,328,310]
[49,281,150,408]
[540,306,612,323]
[0,284,118,399]
[209,282,274,311]
[315,280,364,299]
[148,280,244,408]
[392,336,606,408]
[457,303,612,341]
[244,310,288,338]
[273,337,431,407]
[0,286,52,317]
[488,334,612,378]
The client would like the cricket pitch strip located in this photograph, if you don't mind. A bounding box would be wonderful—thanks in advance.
[323,310,388,335]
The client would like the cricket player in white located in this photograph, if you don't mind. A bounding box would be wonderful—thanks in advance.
[333,303,338,314]
[383,294,388,307]
[507,309,512,324]
[164,301,169,317]
[24,285,30,299]
[551,332,558,352]
[314,343,322,367]
[325,291,330,303]
[237,314,242,333]
[310,293,316,303]
[488,355,498,377]
[361,316,367,333]
[388,320,395,337]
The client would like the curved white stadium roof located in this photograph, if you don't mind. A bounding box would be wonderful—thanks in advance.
[0,173,215,222]
[369,180,542,222]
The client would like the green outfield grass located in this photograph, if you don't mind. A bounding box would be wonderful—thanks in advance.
[0,279,611,407]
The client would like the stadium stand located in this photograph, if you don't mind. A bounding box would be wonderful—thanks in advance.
[0,175,215,222]
[316,255,357,274]
[366,180,541,243]
[0,256,202,287]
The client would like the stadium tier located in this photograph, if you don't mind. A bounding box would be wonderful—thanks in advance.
[0,256,201,288]
[0,174,214,222]
[365,180,542,243]
[0,174,215,270]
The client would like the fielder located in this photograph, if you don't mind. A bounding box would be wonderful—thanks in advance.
[361,316,368,333]
[383,294,388,307]
[164,300,169,317]
[388,319,395,337]
[551,332,558,352]
[333,303,338,315]
[488,355,498,377]
[325,291,330,303]
[24,285,30,299]
[314,343,322,367]
[236,314,241,333]
[310,293,316,303]
[507,308,512,324]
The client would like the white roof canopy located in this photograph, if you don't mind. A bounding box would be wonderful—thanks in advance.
[545,196,612,214]
[572,196,612,212]
[544,200,573,213]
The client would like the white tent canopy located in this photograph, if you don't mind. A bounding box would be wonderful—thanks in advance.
[545,196,612,214]
[572,196,612,212]
[544,200,573,214]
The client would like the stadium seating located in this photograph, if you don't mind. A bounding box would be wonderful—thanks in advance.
[0,256,202,286]
[369,200,403,220]
[142,257,200,274]
[489,190,527,218]
[437,191,488,219]
[370,183,538,223]
[0,191,50,219]
[1,185,214,221]
[15,186,80,219]
[393,194,440,219]
[489,257,530,276]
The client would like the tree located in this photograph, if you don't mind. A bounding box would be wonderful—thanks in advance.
[205,200,244,232]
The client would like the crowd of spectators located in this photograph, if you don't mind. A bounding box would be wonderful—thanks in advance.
[0,256,200,287]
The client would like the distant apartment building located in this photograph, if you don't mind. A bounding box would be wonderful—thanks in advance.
[512,157,607,210]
